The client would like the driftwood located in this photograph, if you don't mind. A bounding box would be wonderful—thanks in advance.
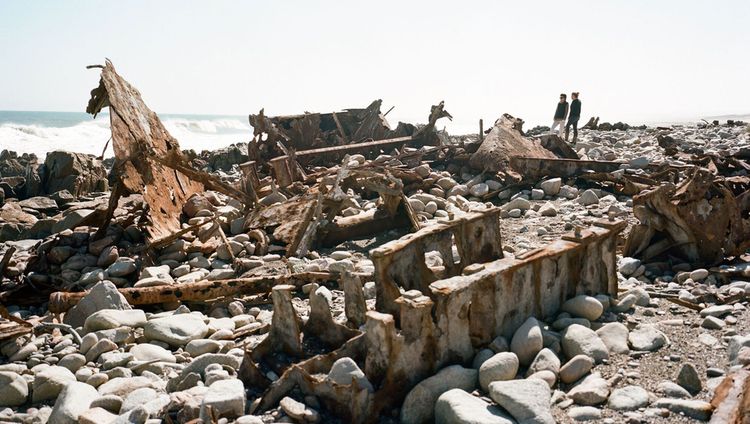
[47,272,335,313]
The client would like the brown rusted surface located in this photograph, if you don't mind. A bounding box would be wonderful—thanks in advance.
[509,156,627,180]
[87,61,205,242]
[244,193,319,254]
[710,368,750,424]
[469,114,557,173]
[47,272,334,313]
[0,304,32,342]
[240,283,362,396]
[369,208,504,317]
[246,219,623,423]
[86,61,251,243]
[248,101,451,168]
[625,167,750,266]
[535,134,580,159]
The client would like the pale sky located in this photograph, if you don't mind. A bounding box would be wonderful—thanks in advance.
[1,0,748,132]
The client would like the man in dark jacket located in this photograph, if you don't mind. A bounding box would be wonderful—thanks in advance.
[566,92,581,143]
[551,93,568,136]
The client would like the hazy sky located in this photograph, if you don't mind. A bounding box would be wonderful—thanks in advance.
[1,0,748,132]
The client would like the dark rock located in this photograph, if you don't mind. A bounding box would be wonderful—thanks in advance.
[19,196,58,214]
[199,143,249,171]
[52,209,95,234]
[51,190,76,208]
[42,151,108,197]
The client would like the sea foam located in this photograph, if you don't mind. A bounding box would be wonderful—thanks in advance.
[0,116,251,159]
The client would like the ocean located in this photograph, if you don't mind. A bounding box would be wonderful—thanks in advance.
[0,111,252,159]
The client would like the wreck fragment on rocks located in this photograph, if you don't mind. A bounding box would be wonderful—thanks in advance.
[625,167,750,266]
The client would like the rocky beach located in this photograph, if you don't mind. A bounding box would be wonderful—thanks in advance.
[1,63,750,424]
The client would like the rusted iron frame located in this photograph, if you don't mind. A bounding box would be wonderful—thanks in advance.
[151,155,255,206]
[710,368,750,423]
[252,219,624,424]
[509,156,686,180]
[270,136,414,165]
[370,208,504,317]
[47,272,335,313]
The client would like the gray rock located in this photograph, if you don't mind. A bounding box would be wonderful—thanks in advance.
[168,353,243,392]
[689,269,709,281]
[78,407,118,424]
[526,348,561,377]
[85,339,117,363]
[628,325,669,351]
[130,343,176,363]
[199,379,246,421]
[502,197,531,211]
[401,365,477,424]
[607,385,649,410]
[567,406,601,421]
[185,339,222,357]
[435,389,514,424]
[651,398,712,421]
[121,387,157,413]
[560,355,594,384]
[656,381,691,399]
[578,189,599,206]
[629,156,650,169]
[64,281,131,328]
[561,296,603,321]
[567,374,610,406]
[699,304,733,318]
[97,376,161,397]
[489,336,509,353]
[595,322,630,354]
[625,287,650,306]
[143,313,209,347]
[52,209,95,233]
[106,257,137,277]
[701,315,726,330]
[488,379,554,424]
[676,363,702,395]
[473,349,495,370]
[0,372,28,407]
[279,396,320,423]
[326,357,373,391]
[618,257,641,276]
[90,394,123,412]
[540,178,561,196]
[538,202,558,217]
[562,324,609,363]
[32,365,76,402]
[83,309,147,333]
[58,353,87,372]
[510,316,544,366]
[479,352,519,391]
[610,293,637,313]
[48,382,100,424]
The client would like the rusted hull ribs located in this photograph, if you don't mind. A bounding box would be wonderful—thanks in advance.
[369,208,505,317]
[252,214,624,423]
[509,156,628,179]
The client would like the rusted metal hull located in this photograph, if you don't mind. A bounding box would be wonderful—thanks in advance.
[247,217,624,423]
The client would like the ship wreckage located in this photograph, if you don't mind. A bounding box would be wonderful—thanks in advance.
[1,61,750,423]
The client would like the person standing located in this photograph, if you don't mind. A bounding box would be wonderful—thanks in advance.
[566,92,581,142]
[551,93,568,136]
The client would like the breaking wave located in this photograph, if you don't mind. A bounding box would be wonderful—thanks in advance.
[0,115,251,159]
